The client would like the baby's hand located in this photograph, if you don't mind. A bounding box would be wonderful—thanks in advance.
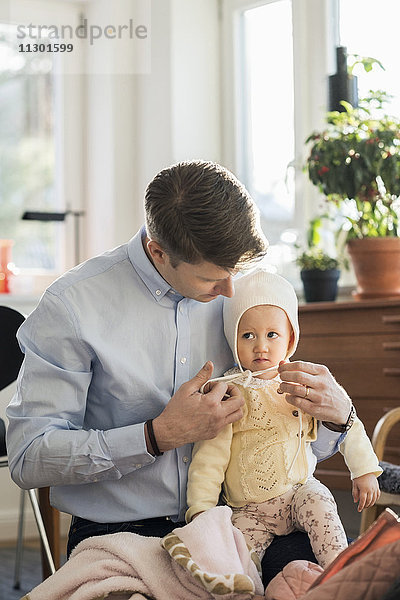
[352,473,380,512]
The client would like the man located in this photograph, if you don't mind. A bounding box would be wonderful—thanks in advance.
[7,161,352,581]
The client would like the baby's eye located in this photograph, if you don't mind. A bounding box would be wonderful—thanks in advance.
[267,331,278,338]
[242,332,255,340]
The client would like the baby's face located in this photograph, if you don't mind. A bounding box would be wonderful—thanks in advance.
[237,305,293,379]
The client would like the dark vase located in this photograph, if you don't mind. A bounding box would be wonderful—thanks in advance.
[328,46,358,112]
[301,269,340,303]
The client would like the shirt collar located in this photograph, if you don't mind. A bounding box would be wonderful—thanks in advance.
[127,227,180,302]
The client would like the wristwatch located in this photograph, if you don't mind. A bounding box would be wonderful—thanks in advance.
[322,404,356,433]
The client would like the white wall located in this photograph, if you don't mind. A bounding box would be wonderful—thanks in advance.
[170,0,221,163]
[84,0,222,260]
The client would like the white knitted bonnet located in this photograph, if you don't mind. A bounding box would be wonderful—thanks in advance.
[223,269,299,370]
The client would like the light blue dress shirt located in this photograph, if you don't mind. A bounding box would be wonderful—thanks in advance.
[7,227,344,523]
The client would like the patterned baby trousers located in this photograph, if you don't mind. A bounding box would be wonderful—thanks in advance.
[230,477,348,568]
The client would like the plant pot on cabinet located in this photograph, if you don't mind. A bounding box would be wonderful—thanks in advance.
[347,237,400,299]
[300,269,340,303]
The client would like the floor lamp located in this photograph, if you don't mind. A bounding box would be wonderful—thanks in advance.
[22,210,85,266]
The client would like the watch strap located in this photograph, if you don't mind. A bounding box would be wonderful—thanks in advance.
[322,404,356,433]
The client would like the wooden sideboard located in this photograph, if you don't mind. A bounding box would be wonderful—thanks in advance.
[293,297,400,490]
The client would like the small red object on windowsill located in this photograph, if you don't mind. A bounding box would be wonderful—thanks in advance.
[0,239,14,294]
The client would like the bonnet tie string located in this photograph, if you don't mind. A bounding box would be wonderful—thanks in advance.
[199,365,279,393]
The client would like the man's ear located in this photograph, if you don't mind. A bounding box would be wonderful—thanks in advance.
[147,239,168,265]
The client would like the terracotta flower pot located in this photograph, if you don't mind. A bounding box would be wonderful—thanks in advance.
[347,237,400,299]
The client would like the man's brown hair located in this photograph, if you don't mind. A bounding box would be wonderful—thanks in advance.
[144,160,268,268]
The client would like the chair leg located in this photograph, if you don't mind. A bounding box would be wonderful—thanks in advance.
[13,489,26,589]
[27,489,56,575]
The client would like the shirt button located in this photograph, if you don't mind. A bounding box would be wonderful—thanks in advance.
[292,410,299,417]
[180,357,187,364]
[182,456,189,463]
[155,289,161,296]
[179,305,184,314]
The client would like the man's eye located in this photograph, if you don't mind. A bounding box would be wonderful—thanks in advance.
[243,332,254,339]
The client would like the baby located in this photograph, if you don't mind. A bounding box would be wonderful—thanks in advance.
[186,269,382,568]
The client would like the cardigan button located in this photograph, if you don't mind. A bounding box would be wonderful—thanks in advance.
[292,410,299,417]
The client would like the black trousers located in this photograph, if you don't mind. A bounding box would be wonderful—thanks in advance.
[67,515,317,587]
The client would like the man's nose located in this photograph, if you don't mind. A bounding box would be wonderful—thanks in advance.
[217,276,234,298]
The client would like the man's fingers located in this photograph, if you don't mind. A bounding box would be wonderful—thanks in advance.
[223,406,244,425]
[279,360,327,376]
[202,381,212,394]
[284,394,317,416]
[278,373,317,389]
[203,380,229,399]
[220,386,244,411]
[219,385,244,421]
[187,361,214,393]
[225,383,242,399]
[278,382,313,398]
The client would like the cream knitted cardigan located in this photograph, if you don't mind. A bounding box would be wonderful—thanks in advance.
[186,370,382,523]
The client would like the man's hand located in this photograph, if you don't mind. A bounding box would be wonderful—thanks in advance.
[352,473,380,512]
[152,361,244,452]
[277,360,351,424]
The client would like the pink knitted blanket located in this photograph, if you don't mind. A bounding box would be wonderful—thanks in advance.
[22,506,264,600]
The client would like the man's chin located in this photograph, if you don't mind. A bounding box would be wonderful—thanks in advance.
[196,294,219,303]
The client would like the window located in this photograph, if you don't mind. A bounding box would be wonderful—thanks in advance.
[222,0,334,282]
[0,0,83,293]
[0,24,61,270]
[238,1,295,247]
[223,0,400,284]
[339,0,400,117]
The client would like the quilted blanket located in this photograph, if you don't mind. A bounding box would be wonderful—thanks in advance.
[303,538,400,600]
[265,508,400,600]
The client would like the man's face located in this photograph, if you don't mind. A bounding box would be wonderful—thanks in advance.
[163,259,237,302]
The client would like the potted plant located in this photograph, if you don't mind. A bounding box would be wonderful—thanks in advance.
[296,217,342,303]
[305,72,400,299]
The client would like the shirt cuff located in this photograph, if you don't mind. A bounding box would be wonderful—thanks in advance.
[313,423,347,461]
[103,422,155,475]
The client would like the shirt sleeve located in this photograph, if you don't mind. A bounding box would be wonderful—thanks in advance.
[339,417,383,480]
[311,422,347,461]
[185,423,233,523]
[6,290,154,490]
